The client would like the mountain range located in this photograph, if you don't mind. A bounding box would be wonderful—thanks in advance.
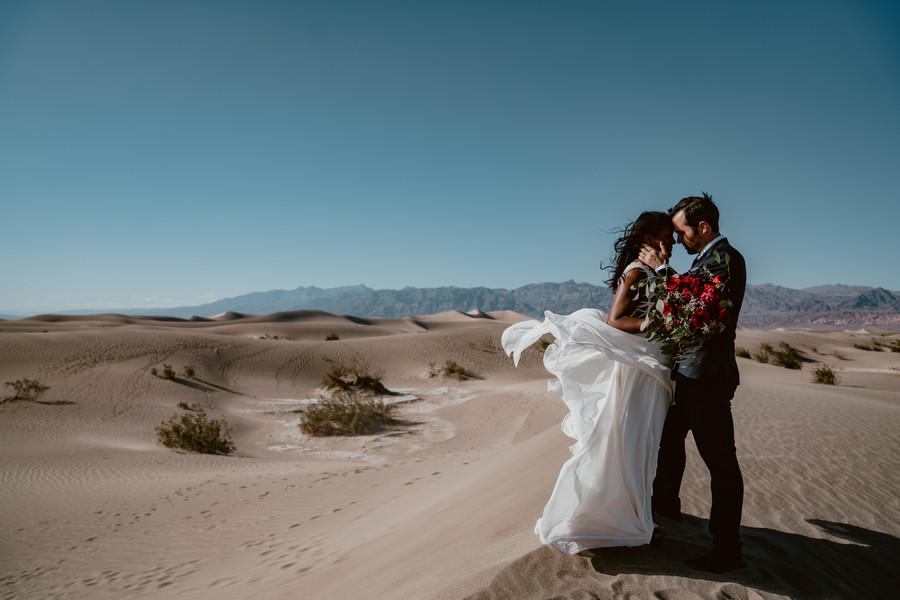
[7,282,900,329]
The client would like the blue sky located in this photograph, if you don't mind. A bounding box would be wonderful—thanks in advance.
[2,0,899,313]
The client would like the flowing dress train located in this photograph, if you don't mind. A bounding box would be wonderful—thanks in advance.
[502,290,673,555]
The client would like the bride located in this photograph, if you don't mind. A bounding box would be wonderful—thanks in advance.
[502,211,676,555]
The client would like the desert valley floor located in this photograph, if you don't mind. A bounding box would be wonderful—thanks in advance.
[1,310,898,599]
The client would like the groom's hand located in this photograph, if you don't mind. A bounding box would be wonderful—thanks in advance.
[639,242,669,270]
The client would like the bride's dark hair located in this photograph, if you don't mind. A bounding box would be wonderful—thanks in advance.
[604,211,671,289]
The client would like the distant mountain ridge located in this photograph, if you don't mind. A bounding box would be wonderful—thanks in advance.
[8,282,900,329]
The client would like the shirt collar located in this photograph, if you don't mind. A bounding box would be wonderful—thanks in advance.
[697,235,726,261]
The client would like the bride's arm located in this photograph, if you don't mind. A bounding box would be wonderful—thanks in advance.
[607,269,647,334]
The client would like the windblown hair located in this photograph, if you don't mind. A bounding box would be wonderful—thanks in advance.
[604,211,671,289]
[670,192,719,232]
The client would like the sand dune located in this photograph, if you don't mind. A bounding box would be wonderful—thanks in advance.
[1,313,898,599]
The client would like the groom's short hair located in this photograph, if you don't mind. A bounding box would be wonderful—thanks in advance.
[670,192,720,232]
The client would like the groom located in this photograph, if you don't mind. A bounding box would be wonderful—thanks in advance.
[640,193,747,573]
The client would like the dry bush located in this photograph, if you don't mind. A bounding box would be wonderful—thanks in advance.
[812,365,839,385]
[321,362,391,395]
[773,342,803,370]
[428,360,473,381]
[155,403,235,455]
[299,393,396,437]
[3,378,50,402]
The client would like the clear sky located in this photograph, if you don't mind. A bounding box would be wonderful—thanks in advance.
[2,0,899,314]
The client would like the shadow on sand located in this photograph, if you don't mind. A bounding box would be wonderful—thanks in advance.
[174,378,245,395]
[465,516,897,599]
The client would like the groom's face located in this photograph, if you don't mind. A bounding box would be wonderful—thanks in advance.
[672,210,703,255]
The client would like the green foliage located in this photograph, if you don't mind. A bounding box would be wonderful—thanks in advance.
[3,378,50,402]
[812,365,839,385]
[735,346,751,358]
[155,403,235,455]
[321,361,389,394]
[299,392,396,437]
[183,365,195,379]
[325,333,340,341]
[162,364,176,380]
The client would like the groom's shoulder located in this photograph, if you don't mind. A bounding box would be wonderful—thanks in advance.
[714,238,745,262]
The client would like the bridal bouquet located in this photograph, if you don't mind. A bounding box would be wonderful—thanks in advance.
[634,256,733,362]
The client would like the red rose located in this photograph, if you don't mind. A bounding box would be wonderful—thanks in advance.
[692,310,711,328]
[719,308,732,324]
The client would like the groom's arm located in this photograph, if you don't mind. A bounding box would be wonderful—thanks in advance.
[638,242,675,276]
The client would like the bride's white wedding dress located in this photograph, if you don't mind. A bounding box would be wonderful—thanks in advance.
[501,263,673,555]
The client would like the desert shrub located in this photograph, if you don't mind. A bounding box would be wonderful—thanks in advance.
[3,378,50,402]
[162,364,176,380]
[183,365,195,378]
[299,393,396,437]
[735,346,751,358]
[753,345,771,364]
[853,343,875,351]
[150,367,158,377]
[832,350,847,360]
[325,333,340,341]
[177,401,192,410]
[321,361,390,395]
[890,340,900,353]
[443,360,468,380]
[812,365,839,385]
[155,403,235,455]
[773,342,803,370]
[428,360,472,381]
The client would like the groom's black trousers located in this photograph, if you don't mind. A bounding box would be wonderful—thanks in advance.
[653,375,744,550]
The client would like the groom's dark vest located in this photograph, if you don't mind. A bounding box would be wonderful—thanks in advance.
[669,237,747,394]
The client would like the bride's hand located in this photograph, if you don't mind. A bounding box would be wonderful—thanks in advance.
[639,242,669,269]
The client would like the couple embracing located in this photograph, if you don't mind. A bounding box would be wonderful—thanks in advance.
[503,193,747,574]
